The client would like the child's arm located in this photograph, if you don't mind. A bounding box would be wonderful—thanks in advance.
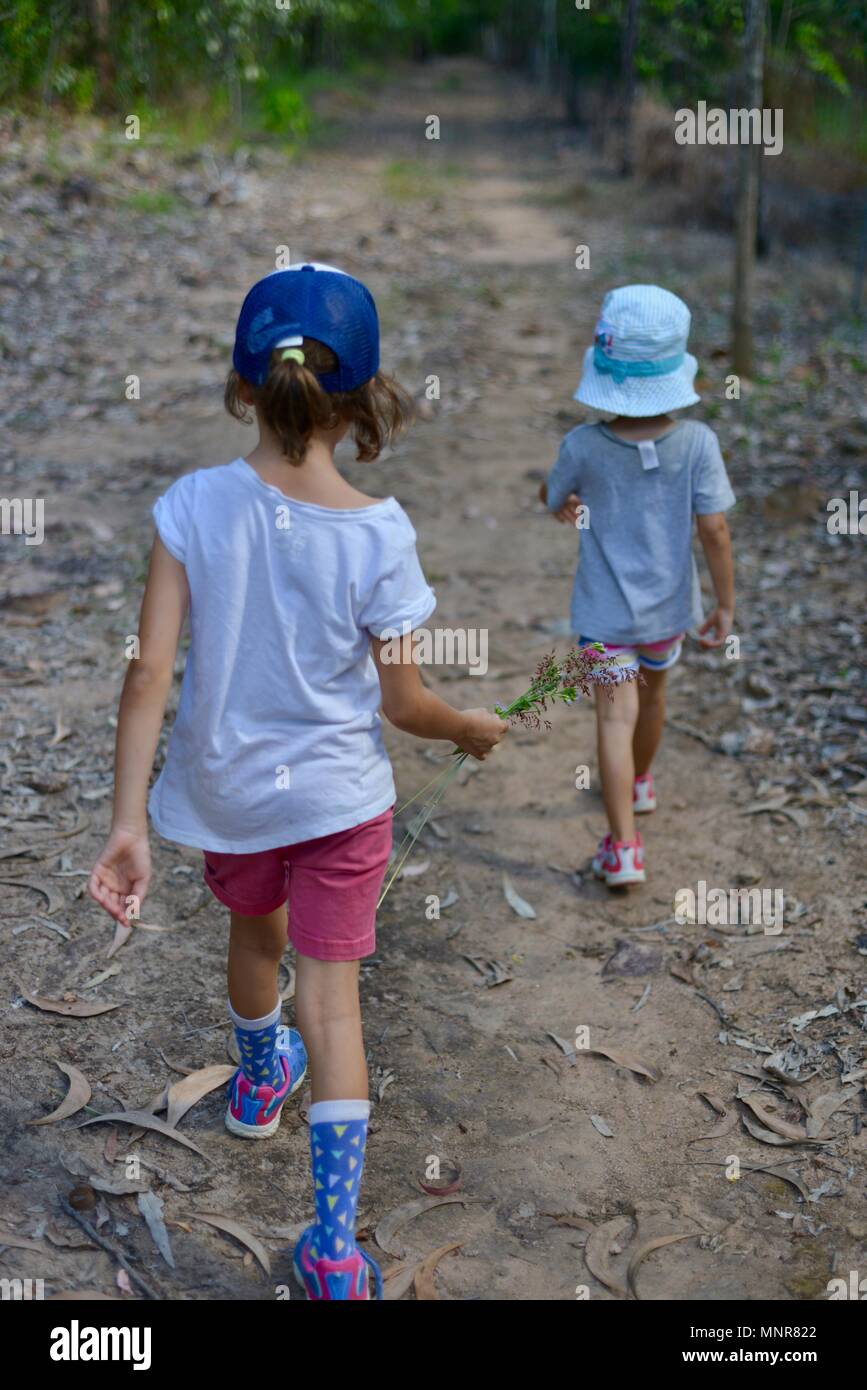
[371,635,507,759]
[540,425,582,525]
[88,537,189,924]
[696,512,735,648]
[538,479,581,525]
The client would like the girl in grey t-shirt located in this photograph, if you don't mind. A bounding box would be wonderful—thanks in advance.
[542,285,736,888]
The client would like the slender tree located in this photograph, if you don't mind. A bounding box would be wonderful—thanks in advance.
[91,0,113,107]
[619,0,641,177]
[853,198,867,315]
[732,0,766,377]
[541,0,558,88]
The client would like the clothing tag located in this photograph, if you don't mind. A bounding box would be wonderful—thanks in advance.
[638,440,659,471]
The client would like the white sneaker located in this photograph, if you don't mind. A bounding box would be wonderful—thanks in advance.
[592,833,646,886]
[633,773,657,814]
[591,833,614,878]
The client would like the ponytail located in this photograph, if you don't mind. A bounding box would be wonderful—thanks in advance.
[224,338,413,465]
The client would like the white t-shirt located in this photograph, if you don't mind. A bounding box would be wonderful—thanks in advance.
[147,458,436,853]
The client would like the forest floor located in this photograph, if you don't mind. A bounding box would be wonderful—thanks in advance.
[2,58,866,1302]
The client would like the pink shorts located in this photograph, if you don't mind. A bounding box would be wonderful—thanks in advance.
[202,808,393,962]
[578,632,685,677]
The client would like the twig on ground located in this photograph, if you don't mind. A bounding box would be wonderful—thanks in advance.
[59,1196,161,1300]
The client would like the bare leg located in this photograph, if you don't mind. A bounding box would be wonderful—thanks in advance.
[595,679,639,843]
[633,667,668,778]
[227,906,287,1018]
[294,954,368,1102]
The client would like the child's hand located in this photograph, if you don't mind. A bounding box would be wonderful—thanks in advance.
[553,492,582,525]
[698,606,733,648]
[456,708,508,760]
[88,827,152,926]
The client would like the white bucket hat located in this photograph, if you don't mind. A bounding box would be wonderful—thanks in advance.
[574,284,699,417]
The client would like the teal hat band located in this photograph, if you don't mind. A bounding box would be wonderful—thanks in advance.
[593,343,685,385]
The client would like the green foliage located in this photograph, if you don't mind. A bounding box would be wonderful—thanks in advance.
[0,0,862,165]
[428,0,500,53]
[259,83,312,140]
[123,189,181,215]
[382,157,462,200]
[792,22,850,95]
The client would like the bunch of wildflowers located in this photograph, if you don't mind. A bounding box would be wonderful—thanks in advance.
[378,645,637,906]
[493,644,629,730]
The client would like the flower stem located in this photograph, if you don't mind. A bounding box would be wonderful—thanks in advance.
[378,752,468,908]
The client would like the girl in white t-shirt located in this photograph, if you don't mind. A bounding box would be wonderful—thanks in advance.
[88,264,506,1301]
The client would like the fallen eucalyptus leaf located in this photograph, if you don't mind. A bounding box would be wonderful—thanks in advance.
[688,1091,736,1144]
[182,1212,270,1275]
[398,858,430,879]
[81,964,123,990]
[581,1045,659,1083]
[375,1195,466,1259]
[584,1215,631,1297]
[628,1232,695,1299]
[106,921,133,959]
[76,1110,206,1156]
[413,1241,461,1300]
[749,1163,810,1202]
[29,1061,91,1125]
[738,1092,810,1142]
[546,1032,577,1063]
[806,1178,838,1202]
[166,1065,235,1129]
[741,796,789,816]
[805,1086,859,1138]
[0,876,64,913]
[376,1069,396,1102]
[144,1085,170,1116]
[19,987,120,1019]
[741,1114,823,1148]
[382,1259,418,1301]
[502,873,536,919]
[155,1051,194,1076]
[788,1004,838,1032]
[137,1193,175,1268]
[61,1152,148,1196]
[0,1227,54,1255]
[47,715,72,747]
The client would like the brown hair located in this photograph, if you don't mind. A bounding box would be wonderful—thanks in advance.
[224,338,413,465]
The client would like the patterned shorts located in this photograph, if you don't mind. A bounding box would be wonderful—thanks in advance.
[202,808,393,961]
[578,632,685,678]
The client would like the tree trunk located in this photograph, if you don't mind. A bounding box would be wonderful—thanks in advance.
[91,0,114,108]
[756,164,770,258]
[304,14,324,67]
[853,198,867,315]
[503,0,525,68]
[619,0,640,177]
[774,0,793,53]
[541,0,558,88]
[732,0,766,377]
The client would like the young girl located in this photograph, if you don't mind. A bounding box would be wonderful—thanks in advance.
[541,284,735,886]
[88,262,506,1300]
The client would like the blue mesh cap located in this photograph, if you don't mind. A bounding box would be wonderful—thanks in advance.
[232,262,380,391]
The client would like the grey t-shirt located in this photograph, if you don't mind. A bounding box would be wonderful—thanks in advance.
[545,420,735,645]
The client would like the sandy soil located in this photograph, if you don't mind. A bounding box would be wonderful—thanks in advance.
[1,59,866,1302]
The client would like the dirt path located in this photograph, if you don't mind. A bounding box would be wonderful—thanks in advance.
[2,59,865,1302]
